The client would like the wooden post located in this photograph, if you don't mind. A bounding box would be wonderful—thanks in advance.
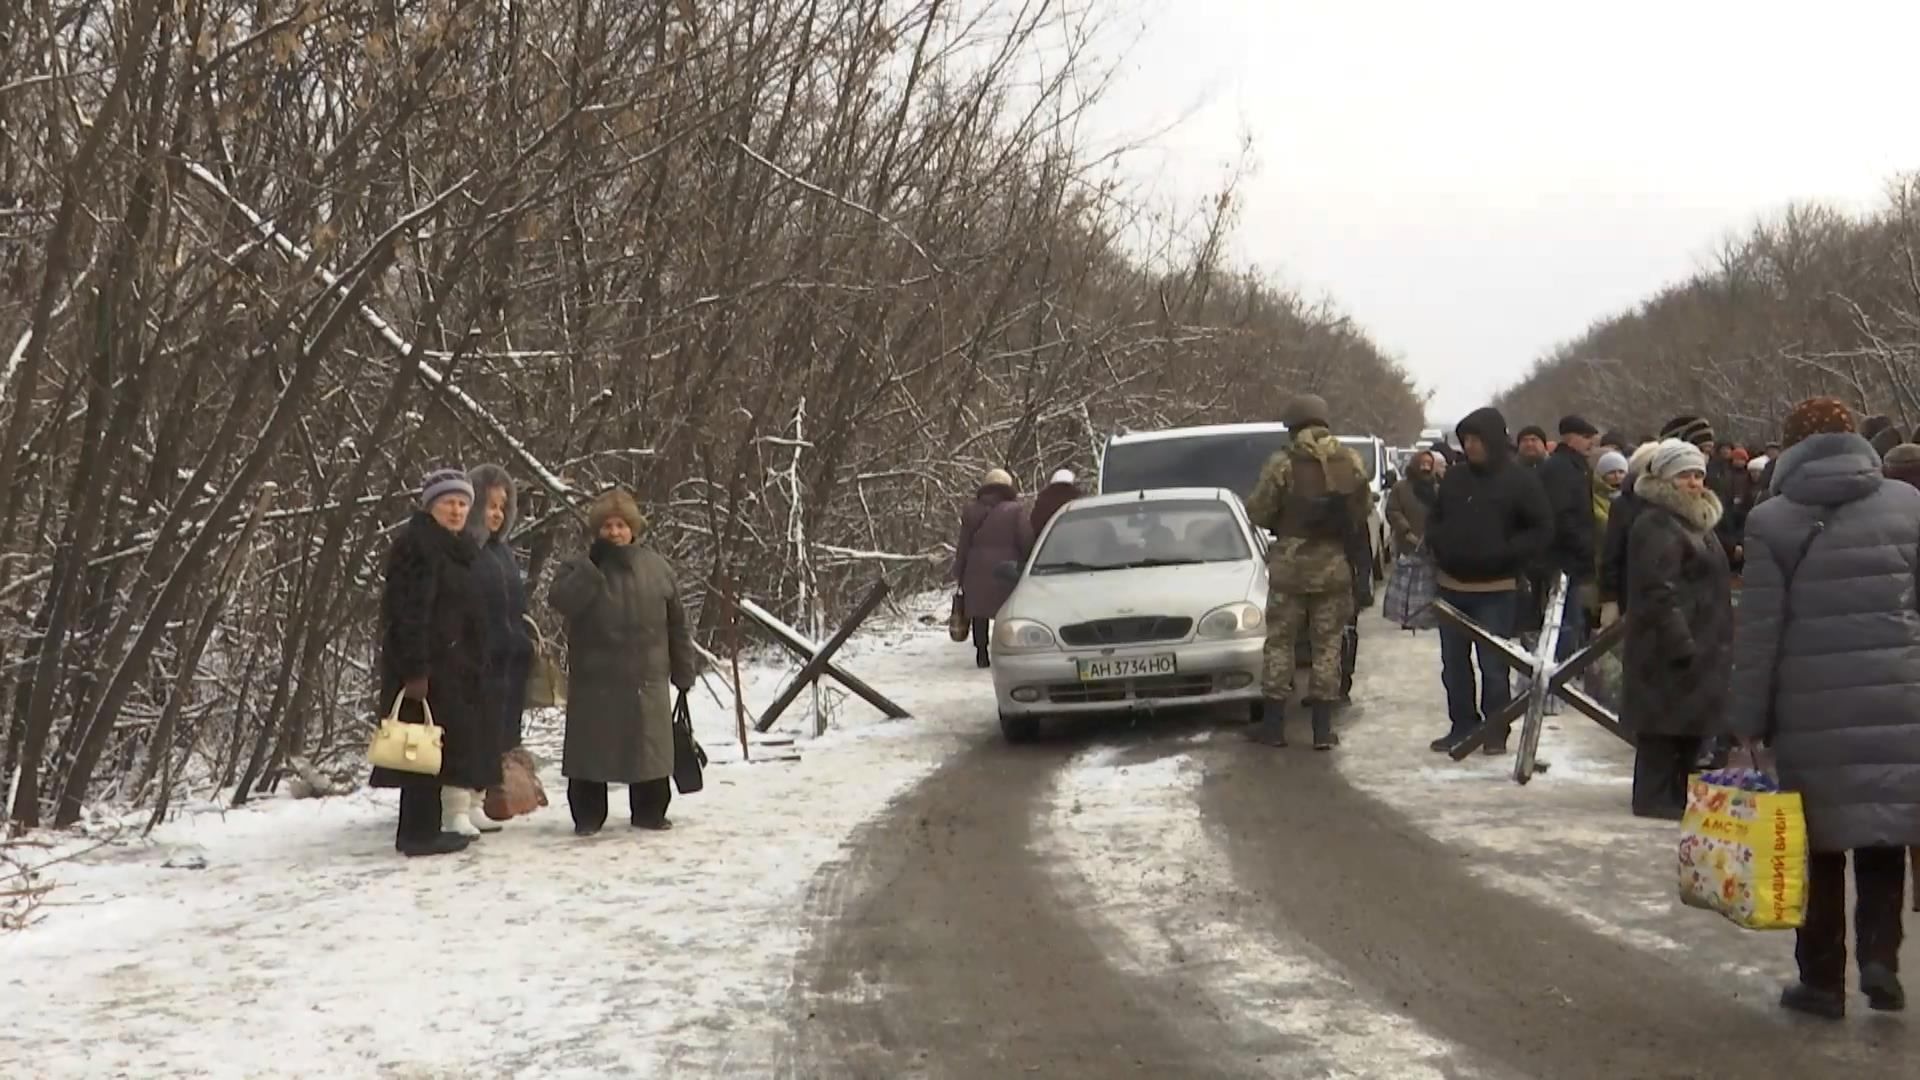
[725,575,749,762]
[756,579,894,732]
[732,596,910,720]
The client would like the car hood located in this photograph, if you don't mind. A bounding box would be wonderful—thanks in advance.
[1006,560,1263,625]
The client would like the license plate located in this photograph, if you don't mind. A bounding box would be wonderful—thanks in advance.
[1076,653,1177,682]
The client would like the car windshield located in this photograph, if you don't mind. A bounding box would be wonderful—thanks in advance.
[1030,499,1251,574]
[1100,431,1290,500]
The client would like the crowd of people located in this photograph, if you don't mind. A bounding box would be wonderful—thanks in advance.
[375,471,696,858]
[1390,397,1920,1020]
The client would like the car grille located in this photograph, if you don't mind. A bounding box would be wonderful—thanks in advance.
[1046,674,1218,705]
[1058,616,1193,647]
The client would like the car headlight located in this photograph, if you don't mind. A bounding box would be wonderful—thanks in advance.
[1197,601,1265,639]
[992,618,1056,652]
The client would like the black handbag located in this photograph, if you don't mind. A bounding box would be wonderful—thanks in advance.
[672,691,708,795]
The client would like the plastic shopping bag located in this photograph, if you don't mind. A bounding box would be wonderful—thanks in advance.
[1381,552,1437,630]
[1677,768,1808,930]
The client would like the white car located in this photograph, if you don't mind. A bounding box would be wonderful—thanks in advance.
[989,488,1269,742]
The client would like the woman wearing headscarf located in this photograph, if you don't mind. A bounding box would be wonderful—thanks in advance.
[371,469,501,856]
[549,489,697,836]
[462,464,535,833]
[1386,450,1439,554]
[1731,398,1920,1019]
[953,468,1029,668]
[1621,441,1732,819]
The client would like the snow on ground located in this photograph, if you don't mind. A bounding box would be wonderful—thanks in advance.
[1335,620,1850,1003]
[1039,741,1488,1080]
[0,601,980,1080]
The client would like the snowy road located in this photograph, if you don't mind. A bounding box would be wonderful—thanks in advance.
[4,610,1916,1078]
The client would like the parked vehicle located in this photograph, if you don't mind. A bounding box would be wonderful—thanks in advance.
[989,489,1269,741]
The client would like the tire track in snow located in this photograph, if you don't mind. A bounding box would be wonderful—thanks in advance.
[1039,741,1489,1080]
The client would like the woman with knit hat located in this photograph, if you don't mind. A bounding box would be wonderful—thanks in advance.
[1731,397,1920,1019]
[952,468,1029,668]
[549,488,697,835]
[1621,440,1733,819]
[371,469,501,856]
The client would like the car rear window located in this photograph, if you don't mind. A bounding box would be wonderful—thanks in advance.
[1099,431,1290,499]
[1032,500,1250,574]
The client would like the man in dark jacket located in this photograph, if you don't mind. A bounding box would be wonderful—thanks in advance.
[1515,425,1550,467]
[1425,407,1554,754]
[1531,415,1599,654]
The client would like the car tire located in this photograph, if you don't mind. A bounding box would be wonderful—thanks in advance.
[999,711,1040,743]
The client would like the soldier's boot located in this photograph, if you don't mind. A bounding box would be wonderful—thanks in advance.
[1246,699,1288,747]
[1310,701,1339,751]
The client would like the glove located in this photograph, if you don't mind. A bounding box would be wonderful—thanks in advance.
[403,676,430,701]
[589,537,617,565]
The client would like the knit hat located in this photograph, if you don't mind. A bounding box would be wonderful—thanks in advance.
[982,468,1015,491]
[1659,415,1715,449]
[1780,397,1855,448]
[1649,439,1708,481]
[1747,455,1769,476]
[1729,447,1750,467]
[1595,450,1629,477]
[1049,468,1076,486]
[1884,444,1920,469]
[419,468,474,510]
[1869,426,1903,458]
[587,487,647,538]
[1516,424,1549,445]
[1281,394,1331,430]
[1598,430,1627,451]
[1558,415,1599,438]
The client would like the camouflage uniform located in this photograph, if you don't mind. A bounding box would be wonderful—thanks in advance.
[1245,427,1374,705]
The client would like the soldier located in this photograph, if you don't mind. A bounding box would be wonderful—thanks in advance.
[1245,394,1375,749]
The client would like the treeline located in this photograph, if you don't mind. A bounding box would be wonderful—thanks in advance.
[0,0,1422,827]
[1499,175,1920,443]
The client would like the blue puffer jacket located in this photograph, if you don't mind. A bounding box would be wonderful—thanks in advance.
[1729,432,1920,852]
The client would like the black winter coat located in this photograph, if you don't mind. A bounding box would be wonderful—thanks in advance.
[1621,478,1733,737]
[471,542,533,747]
[1534,444,1597,582]
[1599,477,1645,607]
[1426,453,1553,585]
[371,513,503,790]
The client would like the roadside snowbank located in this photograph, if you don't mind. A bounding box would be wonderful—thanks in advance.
[0,603,978,1079]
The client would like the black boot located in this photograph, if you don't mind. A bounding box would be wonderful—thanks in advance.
[1779,982,1846,1020]
[1861,963,1906,1012]
[397,832,472,858]
[1246,700,1287,746]
[1311,701,1338,750]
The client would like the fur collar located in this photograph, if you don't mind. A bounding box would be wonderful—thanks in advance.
[1634,475,1723,534]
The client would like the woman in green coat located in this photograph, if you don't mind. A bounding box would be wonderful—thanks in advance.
[549,489,696,836]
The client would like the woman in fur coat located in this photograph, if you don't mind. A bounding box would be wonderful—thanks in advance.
[1622,440,1734,819]
[371,469,503,857]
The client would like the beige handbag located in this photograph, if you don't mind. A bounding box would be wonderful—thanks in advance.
[367,692,443,775]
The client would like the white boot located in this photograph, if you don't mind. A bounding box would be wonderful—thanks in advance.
[470,790,504,833]
[442,787,482,838]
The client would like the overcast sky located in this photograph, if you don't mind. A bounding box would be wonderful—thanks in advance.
[1079,0,1920,426]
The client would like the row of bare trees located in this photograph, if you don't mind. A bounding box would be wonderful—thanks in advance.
[1500,175,1920,443]
[0,0,1423,829]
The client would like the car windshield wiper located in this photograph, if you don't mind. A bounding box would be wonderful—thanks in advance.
[1031,560,1126,575]
[1116,557,1205,569]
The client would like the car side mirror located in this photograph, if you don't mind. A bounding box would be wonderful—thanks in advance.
[993,560,1023,585]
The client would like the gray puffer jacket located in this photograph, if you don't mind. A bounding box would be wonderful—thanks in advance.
[1729,432,1920,852]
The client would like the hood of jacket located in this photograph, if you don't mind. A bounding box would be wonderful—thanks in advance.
[1771,432,1884,506]
[464,463,518,545]
[1635,474,1724,534]
[1454,407,1512,469]
[1287,425,1343,463]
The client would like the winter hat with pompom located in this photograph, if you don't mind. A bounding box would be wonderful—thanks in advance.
[1781,397,1856,448]
[1649,439,1708,481]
